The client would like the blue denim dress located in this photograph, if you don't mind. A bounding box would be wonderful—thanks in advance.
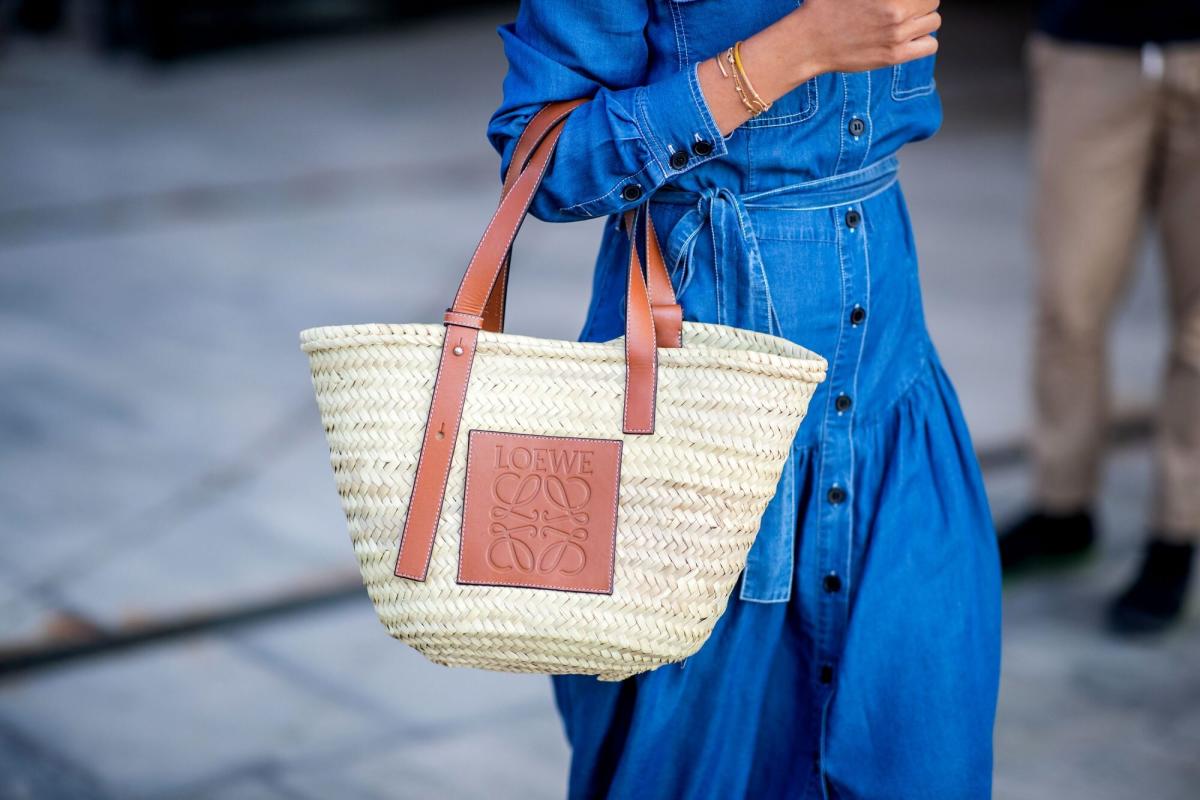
[488,2,1002,798]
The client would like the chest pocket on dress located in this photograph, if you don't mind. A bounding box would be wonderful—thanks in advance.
[891,46,937,101]
[892,55,936,100]
[666,0,819,127]
[743,76,818,127]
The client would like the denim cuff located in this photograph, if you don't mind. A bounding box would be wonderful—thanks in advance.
[554,63,728,220]
[634,61,727,185]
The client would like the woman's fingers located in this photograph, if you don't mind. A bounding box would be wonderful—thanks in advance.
[900,11,942,41]
[895,34,939,64]
[904,0,941,17]
[788,0,941,76]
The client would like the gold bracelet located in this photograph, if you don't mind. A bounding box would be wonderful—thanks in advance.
[732,43,769,112]
[732,41,771,113]
[724,46,765,115]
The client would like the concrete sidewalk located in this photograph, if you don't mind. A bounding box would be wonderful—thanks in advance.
[1,4,1196,799]
[3,450,1197,800]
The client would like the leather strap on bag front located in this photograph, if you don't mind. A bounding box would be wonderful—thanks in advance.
[395,100,676,580]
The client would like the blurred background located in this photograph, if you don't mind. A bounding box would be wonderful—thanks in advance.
[0,0,1196,798]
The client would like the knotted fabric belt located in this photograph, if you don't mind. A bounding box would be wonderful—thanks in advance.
[651,156,901,338]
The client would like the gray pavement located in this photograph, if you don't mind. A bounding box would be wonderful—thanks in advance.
[1,4,1196,799]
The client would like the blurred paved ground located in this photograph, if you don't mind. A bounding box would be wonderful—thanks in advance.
[0,4,1196,799]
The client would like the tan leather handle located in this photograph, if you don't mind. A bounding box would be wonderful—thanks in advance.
[624,209,683,349]
[446,110,588,318]
[447,108,659,432]
[482,99,586,332]
[621,207,660,433]
[394,101,669,581]
[446,102,667,432]
[484,102,682,350]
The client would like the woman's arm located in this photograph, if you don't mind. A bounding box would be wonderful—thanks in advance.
[487,0,941,222]
[702,0,942,135]
[488,0,718,222]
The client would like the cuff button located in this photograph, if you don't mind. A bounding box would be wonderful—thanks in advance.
[669,150,689,170]
[621,183,644,202]
[692,139,714,156]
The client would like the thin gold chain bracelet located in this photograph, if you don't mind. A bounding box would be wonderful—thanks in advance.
[723,47,758,115]
[721,44,770,116]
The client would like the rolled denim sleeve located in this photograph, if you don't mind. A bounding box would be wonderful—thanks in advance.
[486,0,727,222]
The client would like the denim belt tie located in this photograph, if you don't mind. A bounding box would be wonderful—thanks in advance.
[651,155,901,340]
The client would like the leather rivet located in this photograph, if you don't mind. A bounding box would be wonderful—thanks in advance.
[452,345,464,356]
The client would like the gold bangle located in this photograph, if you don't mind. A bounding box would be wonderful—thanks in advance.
[724,46,764,116]
[732,42,769,111]
[732,41,771,113]
[715,51,729,78]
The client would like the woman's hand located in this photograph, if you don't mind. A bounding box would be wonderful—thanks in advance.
[698,0,941,135]
[784,0,941,84]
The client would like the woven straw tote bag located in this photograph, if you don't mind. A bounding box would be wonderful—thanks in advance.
[301,100,827,681]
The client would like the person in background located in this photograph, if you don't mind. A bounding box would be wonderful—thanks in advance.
[999,0,1200,634]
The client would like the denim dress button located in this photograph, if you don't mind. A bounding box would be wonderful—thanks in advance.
[848,117,865,136]
[835,394,853,412]
[669,150,689,170]
[621,183,644,202]
[692,139,713,156]
[845,209,862,228]
[850,305,867,325]
[823,573,843,593]
[827,486,847,505]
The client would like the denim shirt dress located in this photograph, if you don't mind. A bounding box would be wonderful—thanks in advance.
[487,2,1002,798]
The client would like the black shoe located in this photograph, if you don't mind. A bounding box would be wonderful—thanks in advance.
[1107,538,1195,635]
[997,508,1096,574]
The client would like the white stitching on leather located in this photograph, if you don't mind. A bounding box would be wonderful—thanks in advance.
[396,329,474,578]
[456,429,622,593]
[455,110,571,311]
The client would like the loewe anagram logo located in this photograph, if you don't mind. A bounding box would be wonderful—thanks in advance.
[487,451,594,575]
[458,431,621,594]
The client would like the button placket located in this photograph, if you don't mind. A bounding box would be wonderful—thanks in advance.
[812,197,869,690]
[840,71,872,170]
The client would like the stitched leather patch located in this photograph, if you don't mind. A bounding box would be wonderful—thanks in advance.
[457,430,621,594]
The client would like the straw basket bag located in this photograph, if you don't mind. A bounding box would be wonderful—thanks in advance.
[301,100,827,681]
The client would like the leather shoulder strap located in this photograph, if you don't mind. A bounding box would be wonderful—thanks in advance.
[394,100,674,581]
[483,102,680,344]
[481,100,585,332]
[623,209,682,348]
[398,103,655,580]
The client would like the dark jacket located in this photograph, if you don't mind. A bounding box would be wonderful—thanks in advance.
[1039,0,1200,46]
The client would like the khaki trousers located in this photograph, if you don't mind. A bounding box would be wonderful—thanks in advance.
[1029,34,1200,540]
